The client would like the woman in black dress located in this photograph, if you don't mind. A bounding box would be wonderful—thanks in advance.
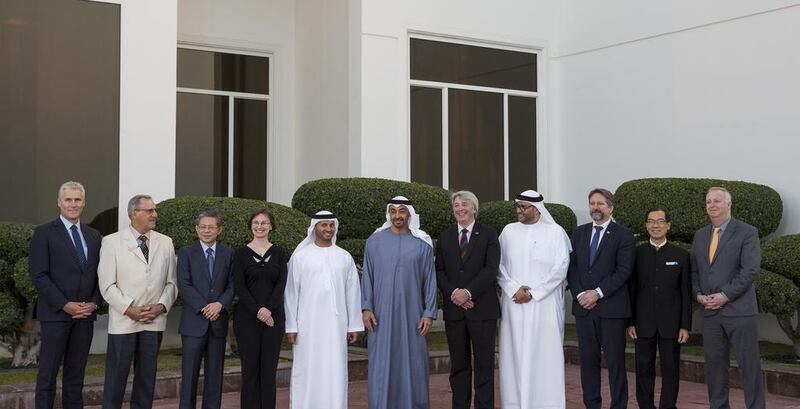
[233,207,287,409]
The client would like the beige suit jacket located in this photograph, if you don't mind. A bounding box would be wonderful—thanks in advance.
[98,227,178,334]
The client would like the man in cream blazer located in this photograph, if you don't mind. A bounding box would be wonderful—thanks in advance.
[98,194,178,409]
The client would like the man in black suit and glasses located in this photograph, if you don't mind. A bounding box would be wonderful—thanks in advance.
[567,187,636,409]
[29,181,102,409]
[627,207,692,409]
[435,190,500,409]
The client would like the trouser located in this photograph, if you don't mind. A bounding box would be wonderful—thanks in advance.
[102,331,163,409]
[234,314,284,409]
[575,315,628,409]
[634,332,681,409]
[36,320,94,409]
[179,333,227,409]
[702,314,765,409]
[444,319,497,409]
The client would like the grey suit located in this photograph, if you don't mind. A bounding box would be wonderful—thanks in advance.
[177,241,235,409]
[690,218,765,409]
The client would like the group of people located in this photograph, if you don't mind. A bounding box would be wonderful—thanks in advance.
[28,180,764,409]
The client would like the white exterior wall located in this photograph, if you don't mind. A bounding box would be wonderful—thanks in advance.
[177,0,297,205]
[552,2,800,237]
[356,0,560,185]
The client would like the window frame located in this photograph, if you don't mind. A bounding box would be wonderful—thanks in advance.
[407,33,542,200]
[176,43,273,199]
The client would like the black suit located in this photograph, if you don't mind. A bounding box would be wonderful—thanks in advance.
[28,218,102,409]
[628,242,691,409]
[435,223,500,409]
[177,242,235,409]
[567,221,635,409]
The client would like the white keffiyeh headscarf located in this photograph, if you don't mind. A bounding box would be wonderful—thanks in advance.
[294,210,339,254]
[515,190,572,251]
[374,196,433,247]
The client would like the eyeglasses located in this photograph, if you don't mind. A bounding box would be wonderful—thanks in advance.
[197,224,219,231]
[252,221,271,226]
[515,204,534,211]
[645,219,668,226]
[135,207,157,214]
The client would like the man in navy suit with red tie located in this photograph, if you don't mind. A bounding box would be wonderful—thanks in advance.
[29,181,102,409]
[567,188,636,409]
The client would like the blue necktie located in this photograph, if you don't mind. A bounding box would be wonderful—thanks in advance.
[70,225,87,267]
[589,225,603,265]
[206,248,215,280]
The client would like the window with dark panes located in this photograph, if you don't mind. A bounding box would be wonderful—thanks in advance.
[176,48,270,200]
[0,0,120,231]
[409,37,538,201]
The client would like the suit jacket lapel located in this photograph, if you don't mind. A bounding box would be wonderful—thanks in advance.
[461,225,480,263]
[210,245,226,285]
[590,222,613,266]
[53,219,84,270]
[124,233,148,265]
[711,220,737,266]
[195,242,215,284]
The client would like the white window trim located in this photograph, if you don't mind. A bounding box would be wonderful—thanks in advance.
[177,44,272,199]
[407,34,540,200]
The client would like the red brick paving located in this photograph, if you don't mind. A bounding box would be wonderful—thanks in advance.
[90,364,800,408]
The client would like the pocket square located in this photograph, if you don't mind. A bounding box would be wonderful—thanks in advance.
[665,261,679,266]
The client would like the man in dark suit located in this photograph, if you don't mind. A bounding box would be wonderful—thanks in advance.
[691,187,764,409]
[177,210,235,409]
[567,187,636,409]
[28,181,102,409]
[627,207,692,409]
[435,190,500,409]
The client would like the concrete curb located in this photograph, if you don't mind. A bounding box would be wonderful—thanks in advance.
[2,345,799,408]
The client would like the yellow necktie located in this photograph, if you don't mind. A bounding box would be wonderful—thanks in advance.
[708,226,720,263]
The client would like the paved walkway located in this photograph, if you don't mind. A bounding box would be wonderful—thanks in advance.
[90,364,800,408]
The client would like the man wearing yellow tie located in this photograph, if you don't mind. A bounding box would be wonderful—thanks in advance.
[690,187,765,409]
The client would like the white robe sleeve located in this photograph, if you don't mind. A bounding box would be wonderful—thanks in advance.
[284,255,301,333]
[345,255,365,332]
[497,230,522,299]
[530,228,570,301]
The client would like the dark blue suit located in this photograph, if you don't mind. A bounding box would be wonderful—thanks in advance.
[177,241,235,409]
[28,218,102,409]
[567,221,635,409]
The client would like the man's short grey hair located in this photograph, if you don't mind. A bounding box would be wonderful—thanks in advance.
[58,181,85,199]
[127,194,154,216]
[196,210,222,226]
[707,186,732,203]
[451,190,479,214]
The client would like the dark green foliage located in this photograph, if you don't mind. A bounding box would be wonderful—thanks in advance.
[0,291,23,336]
[0,222,34,265]
[292,178,452,240]
[614,178,782,243]
[337,239,366,267]
[762,234,800,281]
[756,269,800,319]
[477,200,578,237]
[156,196,309,253]
[13,258,36,305]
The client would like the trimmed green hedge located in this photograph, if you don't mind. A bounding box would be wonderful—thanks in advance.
[756,269,800,319]
[0,222,34,265]
[0,291,23,336]
[613,178,782,243]
[292,178,452,240]
[477,200,578,237]
[156,196,309,253]
[337,239,366,267]
[762,234,800,281]
[13,258,36,305]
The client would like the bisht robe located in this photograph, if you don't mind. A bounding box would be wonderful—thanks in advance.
[497,221,570,409]
[284,243,363,409]
[361,229,437,409]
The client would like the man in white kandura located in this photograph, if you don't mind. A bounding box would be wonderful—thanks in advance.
[498,190,572,409]
[284,210,364,409]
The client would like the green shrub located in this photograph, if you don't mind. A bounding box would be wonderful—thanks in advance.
[337,239,366,267]
[0,292,23,336]
[762,234,800,281]
[477,201,578,237]
[756,269,800,319]
[89,206,119,237]
[0,222,34,264]
[156,196,309,253]
[292,178,452,240]
[13,258,36,305]
[614,178,782,243]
